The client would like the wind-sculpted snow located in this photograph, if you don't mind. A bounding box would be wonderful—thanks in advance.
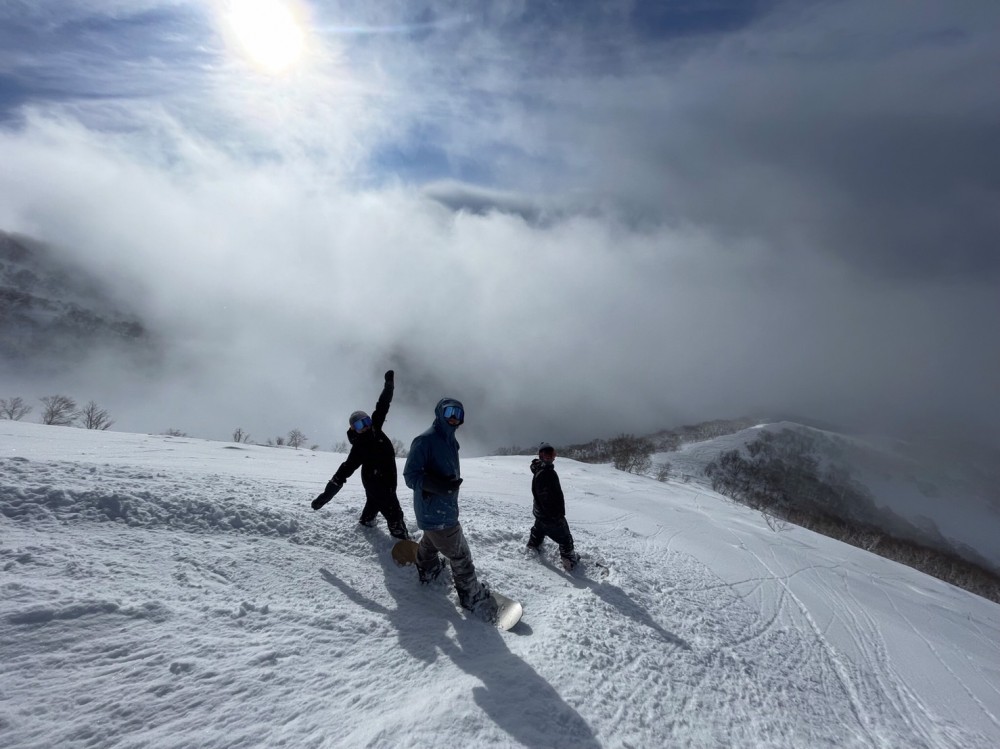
[0,457,301,537]
[1,421,998,748]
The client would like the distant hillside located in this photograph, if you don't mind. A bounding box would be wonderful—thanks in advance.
[657,422,1000,600]
[0,231,153,372]
[555,417,761,462]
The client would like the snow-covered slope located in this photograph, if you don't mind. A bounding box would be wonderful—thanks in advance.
[0,231,149,371]
[2,421,999,748]
[663,422,1000,573]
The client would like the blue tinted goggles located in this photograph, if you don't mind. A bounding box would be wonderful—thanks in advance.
[352,416,373,432]
[442,405,464,423]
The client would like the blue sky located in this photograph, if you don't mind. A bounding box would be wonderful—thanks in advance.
[0,1,997,448]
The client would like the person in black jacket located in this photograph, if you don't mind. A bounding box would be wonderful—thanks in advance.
[526,442,580,570]
[311,370,410,539]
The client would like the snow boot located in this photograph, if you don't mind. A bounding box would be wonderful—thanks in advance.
[460,584,498,622]
[418,558,444,585]
[561,551,581,571]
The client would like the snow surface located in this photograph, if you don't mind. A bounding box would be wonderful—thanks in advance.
[2,420,999,748]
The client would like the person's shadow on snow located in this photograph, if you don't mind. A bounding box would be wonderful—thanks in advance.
[447,606,601,749]
[539,555,691,651]
[320,531,600,749]
[318,533,450,666]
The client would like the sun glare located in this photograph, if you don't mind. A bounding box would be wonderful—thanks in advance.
[226,0,306,74]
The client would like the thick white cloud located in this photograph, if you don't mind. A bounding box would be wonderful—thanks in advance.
[0,1,997,451]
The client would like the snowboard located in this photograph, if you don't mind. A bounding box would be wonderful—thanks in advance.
[391,539,419,566]
[527,548,610,579]
[491,591,523,631]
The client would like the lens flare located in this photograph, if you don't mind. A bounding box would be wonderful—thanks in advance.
[226,0,305,74]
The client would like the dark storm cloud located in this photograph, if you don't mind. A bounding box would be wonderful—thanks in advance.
[385,1,1000,280]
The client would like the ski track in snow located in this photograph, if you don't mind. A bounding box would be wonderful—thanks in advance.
[2,430,999,748]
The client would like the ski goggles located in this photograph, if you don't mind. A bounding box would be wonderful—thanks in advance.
[442,405,464,423]
[352,416,373,432]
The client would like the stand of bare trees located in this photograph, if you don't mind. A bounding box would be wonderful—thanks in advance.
[2,394,115,430]
[609,434,654,474]
[556,433,655,474]
[0,396,32,420]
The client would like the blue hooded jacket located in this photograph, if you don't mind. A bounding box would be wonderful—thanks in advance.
[404,397,464,531]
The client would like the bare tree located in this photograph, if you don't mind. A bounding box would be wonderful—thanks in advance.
[655,462,673,482]
[287,429,307,449]
[332,440,349,453]
[275,435,286,446]
[164,428,187,437]
[609,433,654,474]
[80,401,114,430]
[232,427,251,443]
[40,395,78,426]
[0,396,32,420]
[762,510,791,533]
[391,438,408,458]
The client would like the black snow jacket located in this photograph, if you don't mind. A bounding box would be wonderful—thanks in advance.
[530,458,565,520]
[331,381,398,492]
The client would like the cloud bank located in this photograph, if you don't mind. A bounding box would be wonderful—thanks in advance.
[0,0,997,452]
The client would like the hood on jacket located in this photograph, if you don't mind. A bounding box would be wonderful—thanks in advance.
[434,397,465,428]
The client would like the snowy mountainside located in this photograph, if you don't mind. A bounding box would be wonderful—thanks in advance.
[2,421,999,748]
[0,231,149,371]
[661,422,1000,573]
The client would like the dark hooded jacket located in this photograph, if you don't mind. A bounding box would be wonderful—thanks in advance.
[530,458,565,520]
[404,397,464,530]
[331,381,397,492]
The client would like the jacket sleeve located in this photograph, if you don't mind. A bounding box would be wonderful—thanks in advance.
[371,380,393,431]
[332,443,364,485]
[403,436,427,493]
[551,473,565,514]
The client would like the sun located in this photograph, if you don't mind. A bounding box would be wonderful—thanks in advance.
[225,0,306,74]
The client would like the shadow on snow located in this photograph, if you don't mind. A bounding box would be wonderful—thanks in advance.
[319,532,601,749]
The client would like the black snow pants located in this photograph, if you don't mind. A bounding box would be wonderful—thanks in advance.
[360,487,408,538]
[527,516,575,559]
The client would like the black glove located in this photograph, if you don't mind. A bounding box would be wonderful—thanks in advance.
[421,472,461,496]
[384,369,394,386]
[311,478,342,510]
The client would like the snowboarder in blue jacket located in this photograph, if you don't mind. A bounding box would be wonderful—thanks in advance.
[403,397,496,620]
